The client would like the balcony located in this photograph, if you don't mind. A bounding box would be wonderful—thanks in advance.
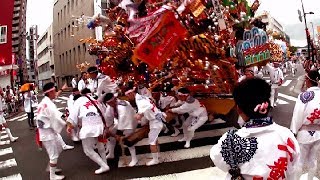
[12,40,20,46]
[14,0,21,6]
[12,33,19,39]
[14,7,20,12]
[13,13,20,19]
[12,19,20,25]
[12,47,19,53]
[12,27,19,32]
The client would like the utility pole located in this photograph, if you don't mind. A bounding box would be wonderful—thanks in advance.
[299,0,314,61]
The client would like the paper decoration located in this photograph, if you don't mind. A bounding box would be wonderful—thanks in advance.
[133,11,188,68]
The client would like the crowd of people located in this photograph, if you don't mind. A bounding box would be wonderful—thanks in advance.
[2,57,320,179]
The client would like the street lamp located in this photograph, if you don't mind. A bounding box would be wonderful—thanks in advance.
[298,0,315,61]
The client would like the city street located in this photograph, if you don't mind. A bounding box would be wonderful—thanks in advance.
[1,65,318,180]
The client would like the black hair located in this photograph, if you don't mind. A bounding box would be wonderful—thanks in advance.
[72,88,79,92]
[43,82,55,97]
[81,88,91,95]
[103,93,114,103]
[306,69,320,87]
[73,94,82,101]
[233,78,271,119]
[87,66,98,74]
[178,87,190,94]
[80,72,86,79]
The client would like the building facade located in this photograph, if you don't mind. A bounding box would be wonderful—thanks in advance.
[37,24,54,89]
[27,25,38,83]
[53,0,97,87]
[0,0,28,87]
[257,11,285,35]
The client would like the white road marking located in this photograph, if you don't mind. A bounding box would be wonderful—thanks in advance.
[131,167,226,180]
[0,158,17,170]
[0,148,13,156]
[1,135,9,139]
[54,99,62,103]
[0,173,23,180]
[135,127,232,147]
[281,80,292,87]
[16,117,27,122]
[278,93,298,102]
[61,102,67,104]
[119,145,213,168]
[58,96,69,101]
[277,99,290,105]
[7,114,27,122]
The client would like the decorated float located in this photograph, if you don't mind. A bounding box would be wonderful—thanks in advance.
[79,0,280,122]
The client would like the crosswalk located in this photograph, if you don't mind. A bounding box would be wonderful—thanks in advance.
[0,128,22,180]
[0,88,302,179]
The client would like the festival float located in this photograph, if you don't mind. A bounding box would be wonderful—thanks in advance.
[80,0,274,123]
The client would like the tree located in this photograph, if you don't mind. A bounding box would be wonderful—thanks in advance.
[288,46,298,54]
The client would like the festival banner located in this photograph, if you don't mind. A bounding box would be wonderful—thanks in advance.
[133,11,188,68]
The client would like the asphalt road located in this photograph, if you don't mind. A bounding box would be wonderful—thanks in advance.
[1,64,318,180]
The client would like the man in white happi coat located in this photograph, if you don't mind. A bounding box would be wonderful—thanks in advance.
[211,78,300,179]
[168,88,208,148]
[77,72,89,92]
[290,69,320,180]
[126,88,163,166]
[0,88,18,145]
[36,82,67,180]
[87,66,118,99]
[66,88,81,142]
[67,89,112,174]
[103,93,138,167]
[265,62,284,107]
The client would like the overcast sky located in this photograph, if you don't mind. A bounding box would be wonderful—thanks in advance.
[26,0,320,46]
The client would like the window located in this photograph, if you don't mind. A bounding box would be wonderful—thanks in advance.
[68,25,70,37]
[58,12,60,23]
[67,1,70,14]
[82,43,86,52]
[0,26,7,44]
[71,0,74,10]
[64,6,66,20]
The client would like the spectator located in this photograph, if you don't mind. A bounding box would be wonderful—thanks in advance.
[71,74,78,89]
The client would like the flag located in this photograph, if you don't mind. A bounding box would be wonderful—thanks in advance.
[133,11,188,68]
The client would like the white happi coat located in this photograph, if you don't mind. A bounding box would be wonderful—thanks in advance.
[170,96,208,130]
[106,99,137,131]
[77,79,87,92]
[90,73,118,97]
[211,121,300,179]
[135,94,163,129]
[24,91,36,113]
[67,95,113,140]
[158,94,176,110]
[36,96,66,141]
[290,87,320,144]
[67,94,74,110]
[265,63,284,87]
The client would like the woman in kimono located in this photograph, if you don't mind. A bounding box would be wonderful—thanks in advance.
[211,78,300,179]
[290,69,320,180]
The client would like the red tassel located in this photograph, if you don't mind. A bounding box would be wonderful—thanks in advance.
[35,128,42,149]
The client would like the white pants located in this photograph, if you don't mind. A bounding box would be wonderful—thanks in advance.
[0,115,6,125]
[43,137,63,163]
[182,115,207,141]
[82,137,107,167]
[148,128,162,145]
[297,140,320,172]
[270,84,279,107]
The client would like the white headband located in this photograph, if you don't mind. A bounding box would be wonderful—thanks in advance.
[106,96,115,103]
[177,92,189,96]
[44,87,56,94]
[125,87,136,96]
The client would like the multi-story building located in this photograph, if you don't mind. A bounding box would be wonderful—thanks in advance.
[37,25,54,89]
[0,0,28,87]
[27,25,38,83]
[257,11,285,36]
[53,0,98,87]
